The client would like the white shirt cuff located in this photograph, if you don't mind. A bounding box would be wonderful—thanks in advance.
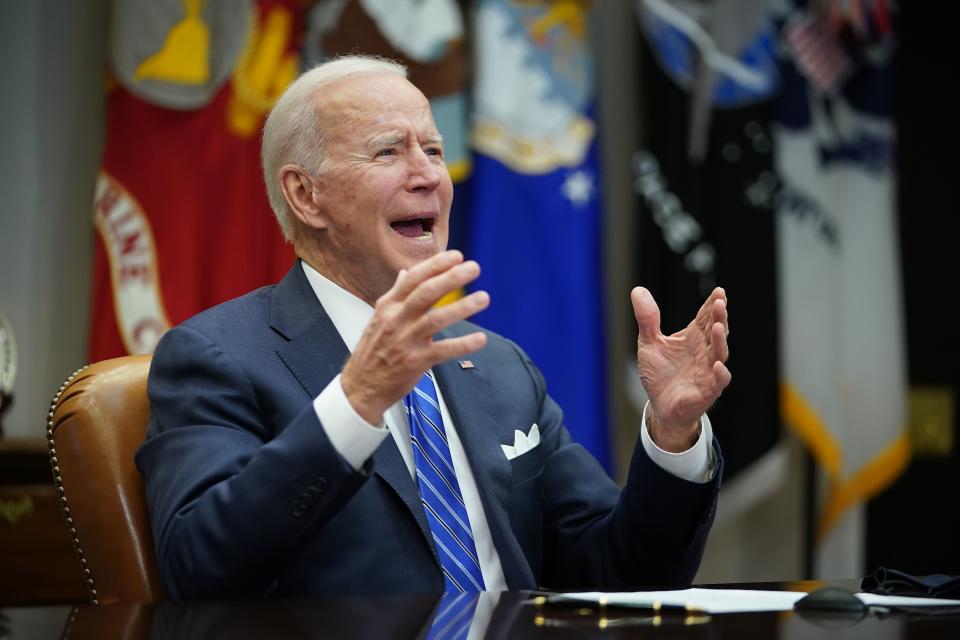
[640,401,716,483]
[313,374,389,470]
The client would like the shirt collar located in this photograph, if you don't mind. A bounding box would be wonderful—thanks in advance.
[300,261,373,353]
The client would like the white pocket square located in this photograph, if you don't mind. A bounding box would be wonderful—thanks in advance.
[501,423,540,461]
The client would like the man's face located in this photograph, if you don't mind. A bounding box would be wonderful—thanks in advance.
[306,73,452,304]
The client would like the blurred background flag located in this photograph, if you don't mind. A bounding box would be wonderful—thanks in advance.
[631,0,784,513]
[468,0,609,468]
[89,0,299,360]
[774,0,908,578]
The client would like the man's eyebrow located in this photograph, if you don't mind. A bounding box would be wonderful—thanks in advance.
[367,133,444,147]
[368,133,402,148]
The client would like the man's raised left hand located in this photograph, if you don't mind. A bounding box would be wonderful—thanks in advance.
[631,286,731,452]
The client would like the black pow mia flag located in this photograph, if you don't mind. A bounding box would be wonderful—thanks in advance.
[633,37,781,488]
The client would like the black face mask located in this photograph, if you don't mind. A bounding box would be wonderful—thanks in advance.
[862,566,960,599]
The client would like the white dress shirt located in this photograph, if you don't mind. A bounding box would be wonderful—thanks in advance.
[301,262,716,591]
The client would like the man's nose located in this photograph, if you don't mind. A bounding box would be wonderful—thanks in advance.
[407,148,442,191]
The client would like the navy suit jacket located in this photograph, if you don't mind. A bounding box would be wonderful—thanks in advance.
[136,262,722,600]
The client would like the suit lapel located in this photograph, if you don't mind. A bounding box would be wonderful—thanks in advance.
[434,346,536,590]
[269,262,432,545]
[270,263,349,398]
[371,435,434,545]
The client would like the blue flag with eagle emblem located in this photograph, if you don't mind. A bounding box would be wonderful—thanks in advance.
[467,0,609,468]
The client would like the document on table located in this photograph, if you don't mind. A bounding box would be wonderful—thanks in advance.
[553,589,960,614]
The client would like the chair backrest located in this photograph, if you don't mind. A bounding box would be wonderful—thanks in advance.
[47,354,165,604]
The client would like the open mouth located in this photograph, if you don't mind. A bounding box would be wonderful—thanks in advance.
[390,216,435,239]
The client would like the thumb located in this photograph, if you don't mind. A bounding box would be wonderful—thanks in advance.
[632,287,662,345]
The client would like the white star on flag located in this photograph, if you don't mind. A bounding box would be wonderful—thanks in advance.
[561,170,593,207]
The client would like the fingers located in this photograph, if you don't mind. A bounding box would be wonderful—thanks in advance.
[382,252,482,323]
[427,331,488,363]
[694,287,726,332]
[387,250,465,300]
[711,294,729,339]
[711,321,729,363]
[404,260,481,317]
[413,290,490,337]
[370,254,489,364]
[712,360,732,393]
[345,252,491,423]
[631,286,662,345]
[706,296,728,343]
[708,294,730,392]
[709,314,731,399]
[710,286,726,306]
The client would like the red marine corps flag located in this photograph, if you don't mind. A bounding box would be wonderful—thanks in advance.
[89,0,300,360]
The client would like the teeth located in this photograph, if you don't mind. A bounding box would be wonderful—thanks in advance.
[420,231,433,239]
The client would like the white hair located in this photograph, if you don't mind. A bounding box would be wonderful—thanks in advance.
[261,55,408,241]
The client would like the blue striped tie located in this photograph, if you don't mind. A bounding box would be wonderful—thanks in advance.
[404,371,486,592]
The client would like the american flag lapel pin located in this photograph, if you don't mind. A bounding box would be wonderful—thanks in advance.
[458,360,476,370]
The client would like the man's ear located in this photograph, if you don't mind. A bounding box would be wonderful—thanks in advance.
[279,164,328,230]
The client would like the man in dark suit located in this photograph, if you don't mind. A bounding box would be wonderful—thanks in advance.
[136,56,731,600]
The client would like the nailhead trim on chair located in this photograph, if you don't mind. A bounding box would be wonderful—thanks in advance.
[46,365,99,605]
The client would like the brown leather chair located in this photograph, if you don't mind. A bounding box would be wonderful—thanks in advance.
[47,354,165,604]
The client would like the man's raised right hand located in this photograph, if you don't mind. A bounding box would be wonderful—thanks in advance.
[340,250,490,425]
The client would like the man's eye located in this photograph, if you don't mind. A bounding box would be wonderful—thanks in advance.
[425,147,443,157]
[377,148,395,157]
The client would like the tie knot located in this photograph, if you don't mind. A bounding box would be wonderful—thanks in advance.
[413,370,438,401]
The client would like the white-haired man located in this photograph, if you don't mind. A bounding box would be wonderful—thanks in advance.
[137,56,731,600]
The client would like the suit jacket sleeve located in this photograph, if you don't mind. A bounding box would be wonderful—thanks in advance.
[136,323,369,600]
[511,342,722,590]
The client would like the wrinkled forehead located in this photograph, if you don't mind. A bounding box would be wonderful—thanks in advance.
[314,73,436,135]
